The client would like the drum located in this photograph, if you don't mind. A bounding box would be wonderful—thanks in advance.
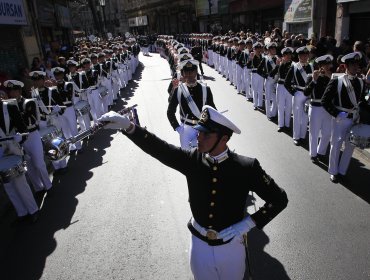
[39,125,63,148]
[349,124,370,149]
[0,155,26,183]
[46,137,69,161]
[74,100,91,116]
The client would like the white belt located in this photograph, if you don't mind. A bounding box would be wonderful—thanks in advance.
[335,106,356,114]
[181,117,198,125]
[278,78,285,82]
[191,218,219,239]
[311,98,321,103]
[295,85,305,91]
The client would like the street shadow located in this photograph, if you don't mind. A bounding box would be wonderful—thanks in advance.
[120,63,144,102]
[202,75,216,81]
[245,229,291,280]
[0,95,138,279]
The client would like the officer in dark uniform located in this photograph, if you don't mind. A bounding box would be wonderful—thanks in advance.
[98,105,288,280]
[321,52,367,183]
[191,41,204,76]
[167,60,216,149]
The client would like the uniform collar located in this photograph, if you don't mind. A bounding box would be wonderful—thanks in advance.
[205,148,229,164]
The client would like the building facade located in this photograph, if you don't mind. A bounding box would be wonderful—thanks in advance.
[124,0,197,35]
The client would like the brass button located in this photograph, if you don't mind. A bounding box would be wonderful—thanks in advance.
[211,190,216,195]
[144,134,148,138]
[210,202,215,207]
[212,178,217,183]
[213,166,217,171]
[262,210,267,214]
[209,214,213,218]
[208,225,213,229]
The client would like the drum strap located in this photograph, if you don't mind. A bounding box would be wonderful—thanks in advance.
[177,83,205,119]
[266,56,276,72]
[338,75,360,120]
[2,103,10,136]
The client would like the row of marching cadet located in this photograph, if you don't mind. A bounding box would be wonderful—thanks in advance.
[0,39,141,224]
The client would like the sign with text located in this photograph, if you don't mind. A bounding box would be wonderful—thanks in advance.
[284,0,312,23]
[128,16,148,27]
[0,0,27,25]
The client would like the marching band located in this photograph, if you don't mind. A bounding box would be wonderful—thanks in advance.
[0,37,140,224]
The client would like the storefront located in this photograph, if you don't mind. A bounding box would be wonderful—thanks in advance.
[283,0,313,38]
[0,0,28,77]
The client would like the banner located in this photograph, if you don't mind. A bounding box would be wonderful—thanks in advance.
[128,16,148,27]
[0,0,27,25]
[284,0,312,23]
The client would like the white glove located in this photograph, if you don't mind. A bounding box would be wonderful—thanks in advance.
[52,105,61,113]
[13,133,23,143]
[98,111,132,130]
[336,111,348,121]
[217,216,256,242]
[175,125,183,134]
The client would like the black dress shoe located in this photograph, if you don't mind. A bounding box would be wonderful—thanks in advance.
[311,156,319,163]
[330,175,338,183]
[293,139,300,146]
[277,127,283,132]
[253,107,258,111]
[30,211,39,223]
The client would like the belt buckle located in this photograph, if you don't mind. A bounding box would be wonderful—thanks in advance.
[206,230,218,240]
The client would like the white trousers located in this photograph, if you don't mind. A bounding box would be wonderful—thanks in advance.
[22,130,52,192]
[265,77,277,118]
[243,68,252,99]
[235,65,244,93]
[207,50,214,66]
[190,234,246,280]
[88,88,103,124]
[276,84,292,128]
[60,106,81,151]
[179,124,198,150]
[232,61,237,86]
[308,106,332,157]
[214,53,219,71]
[328,117,355,175]
[292,91,308,140]
[251,73,264,108]
[142,47,149,55]
[3,172,38,217]
[227,60,233,81]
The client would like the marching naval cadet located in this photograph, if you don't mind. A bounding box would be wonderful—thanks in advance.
[272,47,294,132]
[244,38,254,101]
[29,70,69,172]
[284,46,313,146]
[304,55,333,163]
[66,59,91,132]
[235,40,246,94]
[249,42,265,110]
[0,94,39,223]
[4,80,52,194]
[321,52,367,183]
[167,59,216,150]
[82,57,103,124]
[98,105,288,280]
[226,38,235,83]
[191,41,205,76]
[52,67,83,156]
[257,42,280,120]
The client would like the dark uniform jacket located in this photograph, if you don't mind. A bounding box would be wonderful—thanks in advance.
[249,54,263,73]
[321,76,366,118]
[56,82,75,107]
[304,75,331,106]
[124,126,288,232]
[191,46,203,62]
[0,101,27,135]
[270,61,292,85]
[18,98,38,131]
[257,56,278,78]
[284,63,313,95]
[85,68,98,87]
[69,72,89,90]
[167,83,216,130]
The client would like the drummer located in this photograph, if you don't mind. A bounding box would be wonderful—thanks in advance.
[321,52,367,183]
[52,67,83,156]
[0,95,39,223]
[4,80,52,194]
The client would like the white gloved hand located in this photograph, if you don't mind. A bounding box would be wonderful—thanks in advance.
[217,216,256,242]
[337,111,348,120]
[175,125,183,134]
[52,105,61,113]
[13,133,23,143]
[98,111,132,130]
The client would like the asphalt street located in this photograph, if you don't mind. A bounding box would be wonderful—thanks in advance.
[0,53,369,280]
